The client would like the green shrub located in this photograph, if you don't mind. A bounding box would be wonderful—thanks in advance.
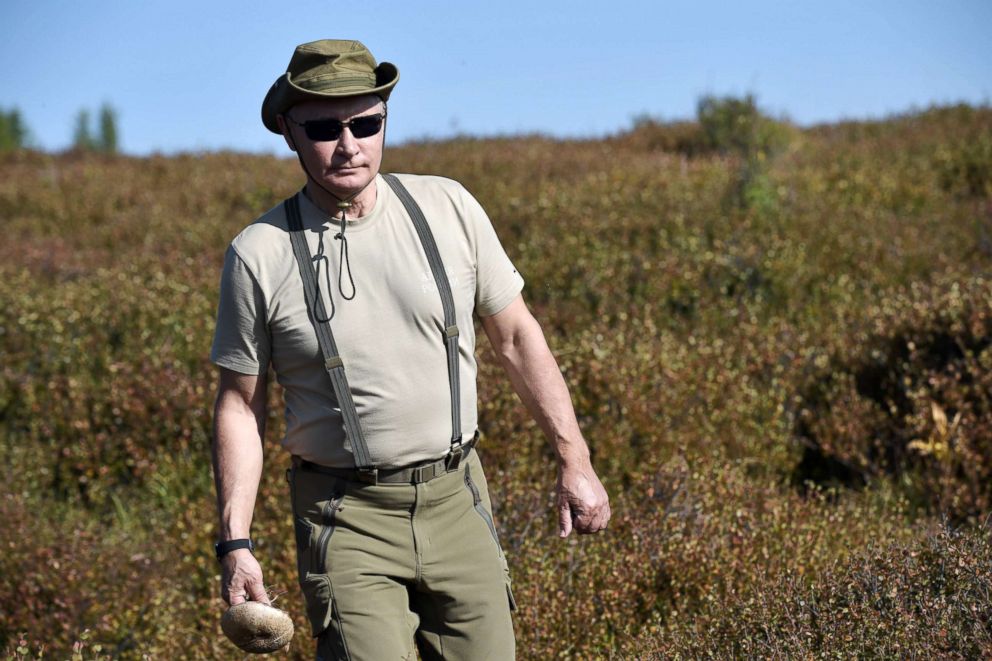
[697,93,791,160]
[615,95,795,161]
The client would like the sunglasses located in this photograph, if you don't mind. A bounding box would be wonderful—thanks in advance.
[285,111,387,141]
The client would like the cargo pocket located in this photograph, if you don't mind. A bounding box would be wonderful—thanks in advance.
[288,467,346,637]
[300,573,335,637]
[316,599,352,661]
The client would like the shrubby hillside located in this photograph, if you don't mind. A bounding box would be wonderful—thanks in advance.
[2,103,991,658]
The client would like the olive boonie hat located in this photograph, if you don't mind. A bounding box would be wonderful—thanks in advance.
[261,39,399,134]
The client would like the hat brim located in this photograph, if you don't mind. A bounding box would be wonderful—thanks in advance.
[261,61,398,134]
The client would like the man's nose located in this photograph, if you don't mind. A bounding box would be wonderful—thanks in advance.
[335,128,360,157]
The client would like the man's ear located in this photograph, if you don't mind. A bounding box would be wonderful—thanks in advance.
[276,114,297,152]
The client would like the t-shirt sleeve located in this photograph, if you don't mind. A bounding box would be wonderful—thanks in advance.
[210,245,271,375]
[465,191,525,317]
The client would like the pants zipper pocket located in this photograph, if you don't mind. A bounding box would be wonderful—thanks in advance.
[464,465,501,551]
[315,490,344,574]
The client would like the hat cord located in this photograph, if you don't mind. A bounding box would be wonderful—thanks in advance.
[287,140,370,303]
[312,232,337,322]
[334,203,357,300]
[306,201,358,322]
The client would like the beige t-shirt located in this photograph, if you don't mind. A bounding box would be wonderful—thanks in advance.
[210,173,524,468]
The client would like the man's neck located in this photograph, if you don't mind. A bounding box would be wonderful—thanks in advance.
[305,177,378,220]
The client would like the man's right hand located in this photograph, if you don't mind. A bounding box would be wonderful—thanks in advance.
[220,549,270,606]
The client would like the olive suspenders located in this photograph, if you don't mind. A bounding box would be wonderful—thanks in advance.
[283,174,466,482]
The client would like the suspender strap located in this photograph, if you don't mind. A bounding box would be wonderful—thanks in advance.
[382,174,463,451]
[284,193,375,472]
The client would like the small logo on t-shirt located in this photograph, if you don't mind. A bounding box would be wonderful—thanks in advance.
[420,269,459,294]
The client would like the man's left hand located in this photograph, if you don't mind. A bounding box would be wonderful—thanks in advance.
[556,460,611,538]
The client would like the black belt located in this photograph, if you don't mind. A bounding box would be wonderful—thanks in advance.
[293,432,478,485]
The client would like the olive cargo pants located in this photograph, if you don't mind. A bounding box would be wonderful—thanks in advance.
[289,449,517,660]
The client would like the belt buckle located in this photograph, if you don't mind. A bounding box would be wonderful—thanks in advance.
[357,467,378,485]
[411,465,428,483]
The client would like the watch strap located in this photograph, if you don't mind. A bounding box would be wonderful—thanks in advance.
[215,538,254,559]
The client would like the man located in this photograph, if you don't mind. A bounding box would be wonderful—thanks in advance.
[211,39,610,660]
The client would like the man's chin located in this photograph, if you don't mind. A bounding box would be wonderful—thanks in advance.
[323,170,373,196]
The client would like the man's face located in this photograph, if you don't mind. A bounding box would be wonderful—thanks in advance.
[277,95,386,199]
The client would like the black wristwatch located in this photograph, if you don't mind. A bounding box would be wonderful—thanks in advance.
[215,538,254,560]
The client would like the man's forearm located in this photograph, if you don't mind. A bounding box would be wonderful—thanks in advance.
[491,313,590,465]
[212,392,265,540]
[486,303,611,536]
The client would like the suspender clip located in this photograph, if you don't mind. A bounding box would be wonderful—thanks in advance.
[356,467,378,485]
[445,438,465,471]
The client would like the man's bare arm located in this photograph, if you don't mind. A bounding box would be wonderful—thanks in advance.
[212,366,270,605]
[480,295,611,537]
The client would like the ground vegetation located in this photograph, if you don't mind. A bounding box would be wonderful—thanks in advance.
[1,103,991,658]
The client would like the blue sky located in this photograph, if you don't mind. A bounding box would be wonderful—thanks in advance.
[2,1,990,155]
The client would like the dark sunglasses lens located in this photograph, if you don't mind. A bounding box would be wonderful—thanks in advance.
[349,115,384,138]
[303,119,344,141]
